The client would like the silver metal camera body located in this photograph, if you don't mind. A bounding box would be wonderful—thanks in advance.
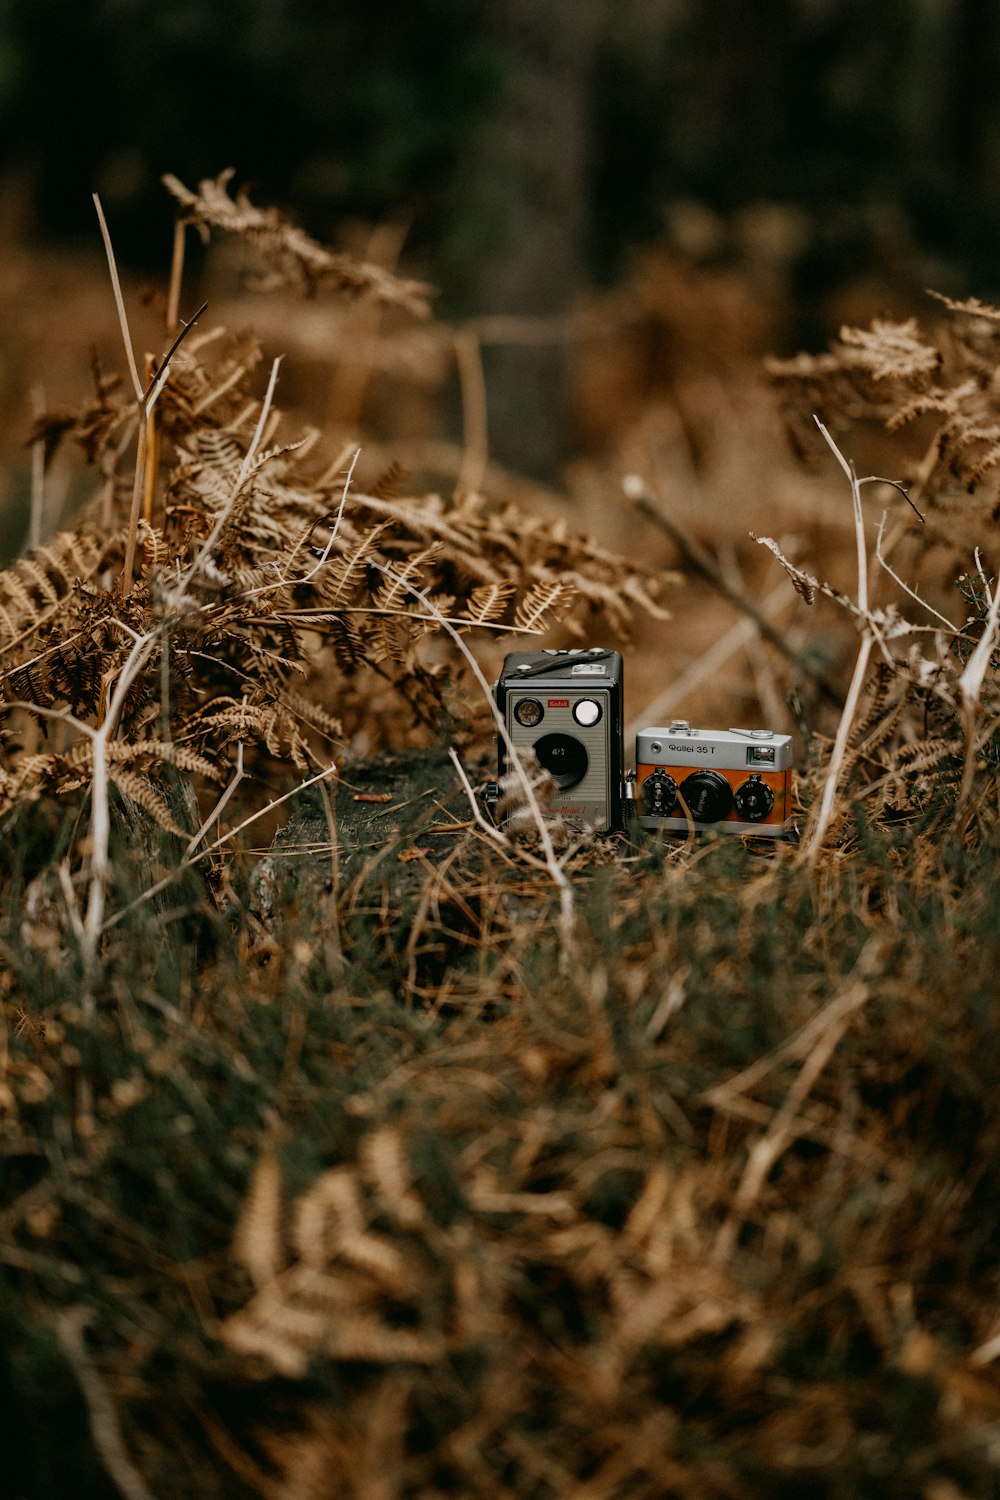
[635,722,794,836]
[494,649,626,833]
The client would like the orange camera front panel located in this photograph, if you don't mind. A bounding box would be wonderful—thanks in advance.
[636,761,793,834]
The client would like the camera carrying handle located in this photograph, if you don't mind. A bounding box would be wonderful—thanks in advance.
[506,649,617,682]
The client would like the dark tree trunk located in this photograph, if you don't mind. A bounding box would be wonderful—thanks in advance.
[458,0,604,480]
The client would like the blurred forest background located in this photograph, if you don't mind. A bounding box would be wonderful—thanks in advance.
[0,0,997,554]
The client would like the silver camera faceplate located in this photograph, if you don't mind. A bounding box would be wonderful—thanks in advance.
[505,685,614,828]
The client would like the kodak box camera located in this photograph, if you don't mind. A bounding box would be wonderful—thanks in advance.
[635,721,793,836]
[495,648,626,832]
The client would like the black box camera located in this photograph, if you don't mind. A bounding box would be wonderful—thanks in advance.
[493,648,626,833]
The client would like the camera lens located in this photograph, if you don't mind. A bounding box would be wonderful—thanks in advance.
[514,697,544,728]
[734,774,774,822]
[640,768,678,816]
[679,770,734,823]
[533,732,589,790]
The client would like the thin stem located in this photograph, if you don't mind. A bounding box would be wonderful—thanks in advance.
[141,301,208,418]
[799,619,873,865]
[448,747,511,848]
[624,473,843,707]
[957,560,1000,807]
[295,446,361,585]
[120,418,149,595]
[874,512,958,631]
[92,194,144,406]
[166,218,186,333]
[29,384,45,549]
[625,582,793,739]
[55,1308,160,1500]
[121,303,208,593]
[455,329,488,496]
[184,741,246,858]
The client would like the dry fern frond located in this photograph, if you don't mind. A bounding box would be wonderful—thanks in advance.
[894,736,963,774]
[459,581,518,628]
[0,170,674,883]
[232,1145,285,1291]
[106,740,222,781]
[108,771,189,838]
[514,580,575,634]
[767,298,1000,500]
[0,532,108,654]
[835,318,942,385]
[926,291,1000,323]
[369,460,412,500]
[277,688,343,743]
[163,170,432,317]
[751,534,818,605]
[0,753,61,818]
[372,545,443,611]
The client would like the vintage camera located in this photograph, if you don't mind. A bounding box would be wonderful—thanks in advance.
[493,648,626,832]
[634,721,793,836]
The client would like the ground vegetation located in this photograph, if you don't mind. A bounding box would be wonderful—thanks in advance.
[2,174,1000,1499]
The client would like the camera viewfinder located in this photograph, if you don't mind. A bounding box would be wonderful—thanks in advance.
[572,698,602,727]
[514,698,544,727]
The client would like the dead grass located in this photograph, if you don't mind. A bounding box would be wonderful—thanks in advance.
[2,176,1000,1499]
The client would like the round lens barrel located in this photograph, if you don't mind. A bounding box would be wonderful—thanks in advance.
[680,770,734,823]
[533,732,588,790]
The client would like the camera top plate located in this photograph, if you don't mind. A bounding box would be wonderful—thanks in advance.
[499,647,623,685]
[636,723,792,772]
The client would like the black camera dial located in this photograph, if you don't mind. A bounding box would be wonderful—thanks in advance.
[533,732,589,790]
[679,770,734,823]
[640,768,679,816]
[734,774,774,822]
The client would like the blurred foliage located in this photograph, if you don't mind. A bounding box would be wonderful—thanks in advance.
[2,0,1000,302]
[0,0,499,266]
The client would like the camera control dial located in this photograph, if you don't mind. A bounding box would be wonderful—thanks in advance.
[640,768,679,816]
[679,770,734,823]
[734,774,774,822]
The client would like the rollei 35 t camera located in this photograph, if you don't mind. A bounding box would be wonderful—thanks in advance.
[635,722,793,836]
[494,649,626,833]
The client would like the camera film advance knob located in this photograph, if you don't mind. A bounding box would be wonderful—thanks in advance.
[734,773,774,823]
[640,767,679,816]
[679,769,734,823]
